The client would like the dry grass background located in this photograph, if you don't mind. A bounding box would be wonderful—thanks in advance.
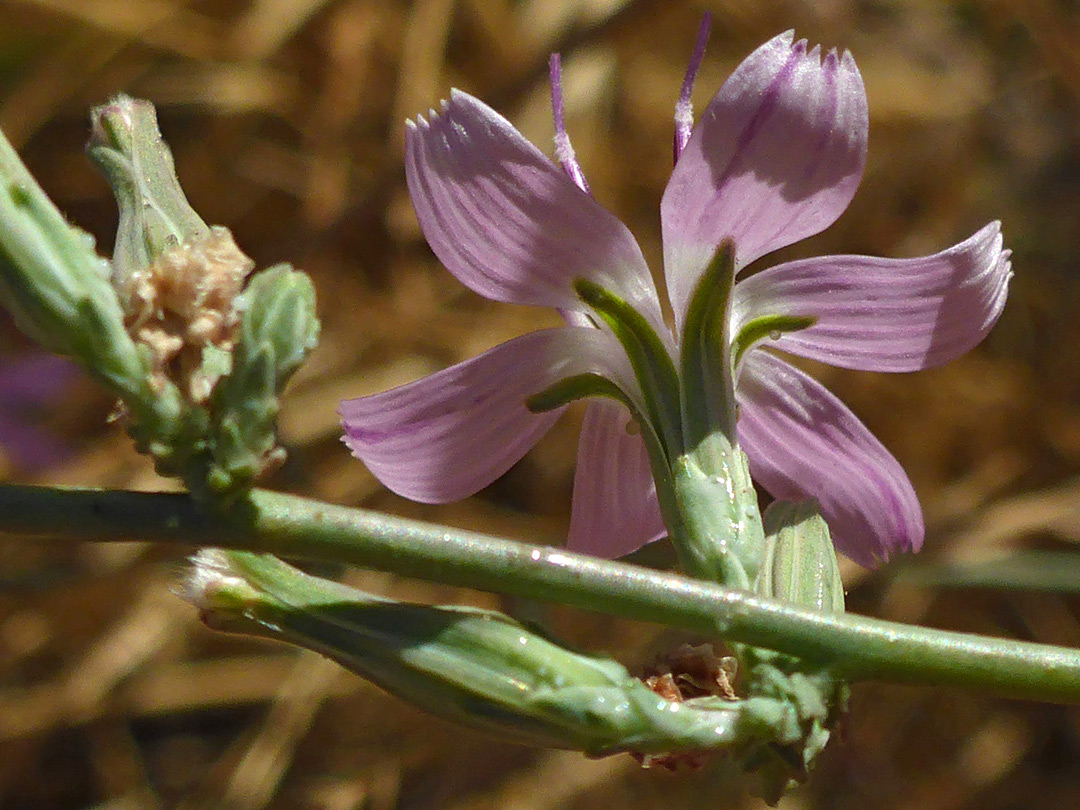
[0,0,1079,807]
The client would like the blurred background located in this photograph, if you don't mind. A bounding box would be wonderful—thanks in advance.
[1,0,1079,807]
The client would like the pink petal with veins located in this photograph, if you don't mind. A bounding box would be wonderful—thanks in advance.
[736,350,923,566]
[662,31,868,329]
[406,90,664,332]
[567,399,666,558]
[340,327,639,503]
[733,222,1012,372]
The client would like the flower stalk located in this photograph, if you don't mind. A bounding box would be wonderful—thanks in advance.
[2,482,1079,704]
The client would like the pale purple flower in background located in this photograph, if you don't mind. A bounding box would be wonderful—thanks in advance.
[341,26,1011,567]
[0,351,77,470]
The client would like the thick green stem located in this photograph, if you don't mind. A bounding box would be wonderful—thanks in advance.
[2,483,1080,703]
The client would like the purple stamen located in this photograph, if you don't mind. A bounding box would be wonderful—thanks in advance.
[674,13,712,164]
[548,53,591,194]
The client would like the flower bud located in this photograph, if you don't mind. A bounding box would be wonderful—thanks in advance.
[85,96,320,498]
[184,549,833,771]
[755,500,845,614]
[206,265,319,497]
[235,263,320,384]
[89,96,257,407]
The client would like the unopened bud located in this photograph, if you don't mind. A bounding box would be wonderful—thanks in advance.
[235,264,319,384]
[755,500,845,614]
[86,97,318,498]
[206,265,319,497]
[184,550,831,768]
[89,96,256,406]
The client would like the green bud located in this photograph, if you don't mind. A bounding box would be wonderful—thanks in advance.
[0,95,319,500]
[185,550,836,773]
[0,113,202,482]
[235,264,319,384]
[83,96,249,487]
[755,500,845,614]
[89,96,255,404]
[205,265,319,498]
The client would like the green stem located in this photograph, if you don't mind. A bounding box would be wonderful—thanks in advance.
[3,483,1080,703]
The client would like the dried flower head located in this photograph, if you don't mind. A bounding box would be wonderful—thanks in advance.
[123,226,253,402]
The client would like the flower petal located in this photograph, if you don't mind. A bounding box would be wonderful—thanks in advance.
[662,32,868,329]
[406,90,664,328]
[736,351,922,566]
[733,222,1012,372]
[566,399,666,558]
[340,327,638,503]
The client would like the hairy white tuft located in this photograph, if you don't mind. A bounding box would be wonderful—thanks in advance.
[177,549,247,608]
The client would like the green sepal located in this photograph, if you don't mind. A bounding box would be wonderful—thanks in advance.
[527,372,679,544]
[525,372,629,413]
[679,239,736,447]
[670,242,768,588]
[572,279,682,459]
[731,313,816,369]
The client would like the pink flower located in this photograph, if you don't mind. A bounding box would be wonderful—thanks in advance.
[341,29,1011,568]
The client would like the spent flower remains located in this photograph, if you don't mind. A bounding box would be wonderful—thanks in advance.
[341,26,1012,569]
